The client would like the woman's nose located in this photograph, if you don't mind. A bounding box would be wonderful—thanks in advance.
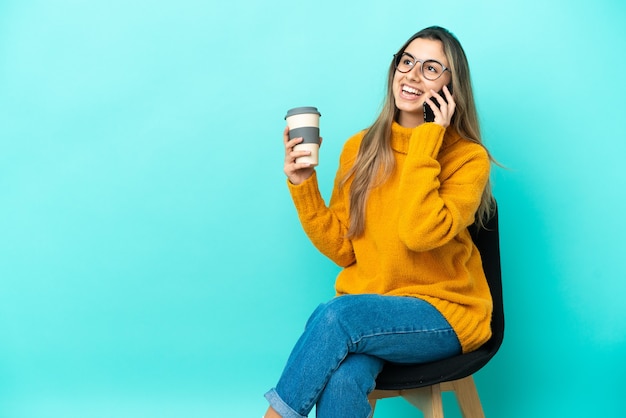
[406,63,423,81]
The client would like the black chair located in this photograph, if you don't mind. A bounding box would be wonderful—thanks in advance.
[369,204,504,418]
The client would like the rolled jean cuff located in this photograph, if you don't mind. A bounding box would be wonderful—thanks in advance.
[264,388,306,418]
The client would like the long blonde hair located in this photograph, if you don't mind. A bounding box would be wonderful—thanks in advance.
[341,26,495,238]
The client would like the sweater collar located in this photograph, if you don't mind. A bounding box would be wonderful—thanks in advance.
[390,121,461,154]
[390,122,413,154]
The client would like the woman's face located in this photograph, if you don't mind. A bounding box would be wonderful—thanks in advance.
[392,38,452,127]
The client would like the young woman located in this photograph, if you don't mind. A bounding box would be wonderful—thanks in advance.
[264,26,495,418]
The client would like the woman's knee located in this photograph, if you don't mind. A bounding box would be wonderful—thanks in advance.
[308,295,369,327]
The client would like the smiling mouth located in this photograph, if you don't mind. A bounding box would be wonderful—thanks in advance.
[401,85,423,97]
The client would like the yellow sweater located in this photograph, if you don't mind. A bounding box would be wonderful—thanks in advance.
[287,122,492,353]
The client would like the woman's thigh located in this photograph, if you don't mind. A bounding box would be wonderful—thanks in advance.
[315,294,462,364]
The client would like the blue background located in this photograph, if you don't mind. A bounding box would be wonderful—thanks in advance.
[1,0,625,417]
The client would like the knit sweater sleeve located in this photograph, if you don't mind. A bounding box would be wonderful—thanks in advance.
[397,123,490,251]
[287,153,356,267]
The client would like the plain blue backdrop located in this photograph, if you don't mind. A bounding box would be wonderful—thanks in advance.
[1,0,625,416]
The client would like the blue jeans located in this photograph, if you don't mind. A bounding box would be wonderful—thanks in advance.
[265,294,461,418]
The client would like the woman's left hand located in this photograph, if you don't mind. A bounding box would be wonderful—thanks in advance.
[424,85,456,128]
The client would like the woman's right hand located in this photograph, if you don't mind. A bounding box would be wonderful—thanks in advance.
[283,126,317,185]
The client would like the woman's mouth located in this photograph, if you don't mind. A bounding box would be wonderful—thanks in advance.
[400,84,423,99]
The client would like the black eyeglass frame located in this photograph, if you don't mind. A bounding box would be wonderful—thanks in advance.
[393,52,450,80]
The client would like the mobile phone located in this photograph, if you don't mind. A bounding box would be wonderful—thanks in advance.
[423,84,453,122]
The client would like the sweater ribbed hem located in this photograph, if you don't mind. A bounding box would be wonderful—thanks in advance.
[421,296,492,353]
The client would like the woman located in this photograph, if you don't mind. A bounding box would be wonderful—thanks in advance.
[264,26,495,418]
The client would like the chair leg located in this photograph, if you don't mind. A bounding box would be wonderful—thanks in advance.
[450,376,485,418]
[368,390,401,417]
[369,375,484,417]
[401,385,444,418]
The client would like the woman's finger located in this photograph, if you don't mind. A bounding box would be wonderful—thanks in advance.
[282,126,290,146]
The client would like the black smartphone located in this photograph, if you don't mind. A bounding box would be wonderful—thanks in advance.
[423,84,453,122]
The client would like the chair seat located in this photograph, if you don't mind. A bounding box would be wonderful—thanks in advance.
[375,340,498,390]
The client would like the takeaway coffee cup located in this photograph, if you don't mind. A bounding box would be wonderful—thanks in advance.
[285,106,321,166]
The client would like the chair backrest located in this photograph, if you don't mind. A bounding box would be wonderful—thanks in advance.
[374,203,504,390]
[468,203,504,356]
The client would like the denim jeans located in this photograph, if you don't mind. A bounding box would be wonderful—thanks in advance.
[264,294,461,418]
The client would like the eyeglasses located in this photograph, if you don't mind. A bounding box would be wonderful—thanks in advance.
[393,52,450,81]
